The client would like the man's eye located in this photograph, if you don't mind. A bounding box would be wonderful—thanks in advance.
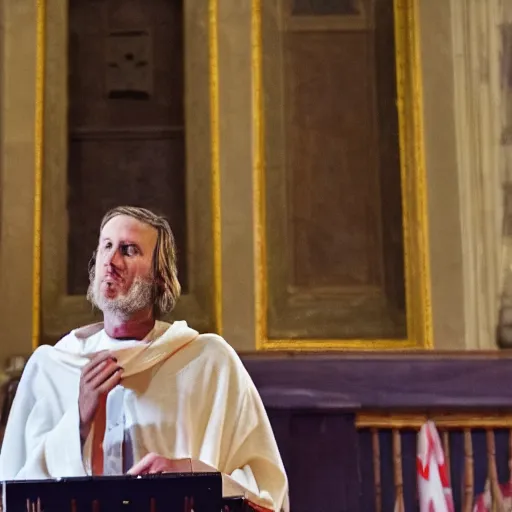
[104,242,112,250]
[122,245,138,256]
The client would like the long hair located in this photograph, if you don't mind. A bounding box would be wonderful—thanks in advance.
[89,206,181,317]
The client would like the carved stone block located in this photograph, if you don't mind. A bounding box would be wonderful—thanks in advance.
[291,0,361,16]
[106,29,152,99]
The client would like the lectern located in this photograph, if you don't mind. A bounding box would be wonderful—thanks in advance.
[0,472,273,511]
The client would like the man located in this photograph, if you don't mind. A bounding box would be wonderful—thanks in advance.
[0,206,288,511]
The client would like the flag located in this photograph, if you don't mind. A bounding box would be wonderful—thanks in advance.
[417,421,455,512]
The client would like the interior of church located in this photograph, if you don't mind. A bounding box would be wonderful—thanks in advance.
[1,0,512,509]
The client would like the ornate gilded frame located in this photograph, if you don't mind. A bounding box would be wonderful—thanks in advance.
[31,0,222,349]
[32,0,45,350]
[252,0,433,350]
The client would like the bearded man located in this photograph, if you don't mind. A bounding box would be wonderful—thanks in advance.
[0,206,288,511]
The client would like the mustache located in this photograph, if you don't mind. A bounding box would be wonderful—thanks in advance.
[104,267,122,281]
[89,265,123,283]
[88,265,156,291]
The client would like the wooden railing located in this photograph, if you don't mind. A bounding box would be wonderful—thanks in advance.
[241,351,512,512]
[356,413,512,511]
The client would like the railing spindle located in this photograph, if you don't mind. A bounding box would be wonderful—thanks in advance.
[487,429,506,511]
[509,428,512,485]
[462,429,474,512]
[371,428,382,512]
[442,429,451,482]
[392,429,404,512]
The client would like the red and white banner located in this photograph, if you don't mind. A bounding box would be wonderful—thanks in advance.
[417,421,455,512]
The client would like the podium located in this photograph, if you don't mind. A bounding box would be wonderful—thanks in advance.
[0,473,271,511]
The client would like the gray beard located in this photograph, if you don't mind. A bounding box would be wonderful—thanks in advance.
[87,273,154,318]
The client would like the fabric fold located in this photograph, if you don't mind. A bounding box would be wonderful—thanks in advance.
[0,320,288,511]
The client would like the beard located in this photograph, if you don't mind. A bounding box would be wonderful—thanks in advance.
[87,268,154,318]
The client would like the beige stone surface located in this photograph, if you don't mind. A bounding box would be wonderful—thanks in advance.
[418,0,466,349]
[0,0,38,364]
[0,0,505,355]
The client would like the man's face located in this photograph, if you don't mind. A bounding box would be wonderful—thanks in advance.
[87,215,158,317]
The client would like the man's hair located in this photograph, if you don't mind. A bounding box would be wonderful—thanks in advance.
[89,206,181,317]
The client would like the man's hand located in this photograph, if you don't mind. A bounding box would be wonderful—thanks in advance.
[127,453,192,475]
[78,351,122,441]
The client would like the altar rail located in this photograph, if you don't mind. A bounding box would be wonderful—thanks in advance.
[241,351,512,512]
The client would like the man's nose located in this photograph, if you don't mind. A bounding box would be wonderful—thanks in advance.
[105,247,123,268]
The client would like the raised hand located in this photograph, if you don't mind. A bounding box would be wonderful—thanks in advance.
[78,350,122,441]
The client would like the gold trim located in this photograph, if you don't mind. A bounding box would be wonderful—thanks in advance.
[261,339,421,351]
[209,0,222,335]
[252,0,266,349]
[252,0,432,351]
[32,0,45,351]
[394,0,433,349]
[356,413,512,430]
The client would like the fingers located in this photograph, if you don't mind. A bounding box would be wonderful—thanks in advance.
[89,361,120,388]
[127,455,187,476]
[84,359,111,384]
[88,359,121,386]
[82,351,116,378]
[97,367,123,394]
[147,459,172,474]
[127,453,159,476]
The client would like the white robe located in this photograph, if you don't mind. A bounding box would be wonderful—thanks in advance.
[0,321,288,511]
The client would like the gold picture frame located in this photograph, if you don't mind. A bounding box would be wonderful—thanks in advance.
[31,0,223,349]
[251,0,433,351]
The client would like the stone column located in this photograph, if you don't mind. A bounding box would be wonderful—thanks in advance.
[216,0,257,351]
[0,0,38,362]
[451,0,504,349]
